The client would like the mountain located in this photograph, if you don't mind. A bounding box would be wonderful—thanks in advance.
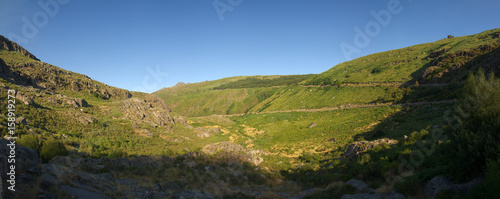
[156,28,500,117]
[0,28,499,198]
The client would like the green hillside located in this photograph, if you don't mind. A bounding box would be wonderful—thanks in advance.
[306,28,500,85]
[1,28,499,198]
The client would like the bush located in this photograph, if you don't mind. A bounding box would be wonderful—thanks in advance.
[450,69,500,180]
[17,134,40,150]
[40,139,68,162]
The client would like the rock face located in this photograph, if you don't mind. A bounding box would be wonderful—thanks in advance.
[341,138,398,158]
[0,139,41,198]
[424,175,484,199]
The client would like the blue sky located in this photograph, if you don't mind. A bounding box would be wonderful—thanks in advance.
[1,0,499,93]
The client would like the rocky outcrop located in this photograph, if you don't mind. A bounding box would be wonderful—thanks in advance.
[174,116,188,125]
[195,127,222,138]
[202,142,266,166]
[15,116,30,125]
[341,138,398,158]
[121,97,174,129]
[0,35,39,61]
[15,91,35,105]
[66,98,89,108]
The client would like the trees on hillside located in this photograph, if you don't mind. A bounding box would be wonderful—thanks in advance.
[450,69,500,180]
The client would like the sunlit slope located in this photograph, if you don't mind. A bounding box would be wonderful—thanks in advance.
[305,28,500,85]
[154,75,313,116]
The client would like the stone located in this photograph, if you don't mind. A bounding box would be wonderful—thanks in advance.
[424,176,453,199]
[341,138,398,158]
[15,116,30,125]
[345,179,371,192]
[15,91,35,105]
[309,122,317,128]
[424,175,483,199]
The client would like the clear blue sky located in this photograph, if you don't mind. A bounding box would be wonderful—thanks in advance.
[1,0,499,93]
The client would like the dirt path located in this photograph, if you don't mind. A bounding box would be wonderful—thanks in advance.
[193,100,454,118]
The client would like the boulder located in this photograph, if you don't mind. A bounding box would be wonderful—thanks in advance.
[67,98,89,108]
[202,142,265,166]
[424,176,453,199]
[341,138,398,158]
[174,116,188,125]
[424,175,483,199]
[15,116,30,125]
[15,91,35,105]
[345,179,371,192]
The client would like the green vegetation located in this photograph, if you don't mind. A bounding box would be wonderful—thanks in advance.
[214,75,314,89]
[40,138,68,163]
[306,28,500,85]
[2,29,500,198]
[449,69,500,180]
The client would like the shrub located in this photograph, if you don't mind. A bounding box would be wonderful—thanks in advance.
[17,134,40,150]
[40,139,68,163]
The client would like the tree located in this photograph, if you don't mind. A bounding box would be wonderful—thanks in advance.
[40,139,68,163]
[447,35,455,39]
[450,69,500,180]
[17,134,40,150]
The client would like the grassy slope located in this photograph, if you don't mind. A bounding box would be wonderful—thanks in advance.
[305,28,500,85]
[155,75,303,116]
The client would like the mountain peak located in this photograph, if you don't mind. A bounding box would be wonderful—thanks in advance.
[0,35,39,61]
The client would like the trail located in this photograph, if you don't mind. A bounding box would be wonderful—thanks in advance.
[193,100,455,118]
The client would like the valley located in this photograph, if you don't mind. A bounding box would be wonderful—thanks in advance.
[0,28,499,198]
